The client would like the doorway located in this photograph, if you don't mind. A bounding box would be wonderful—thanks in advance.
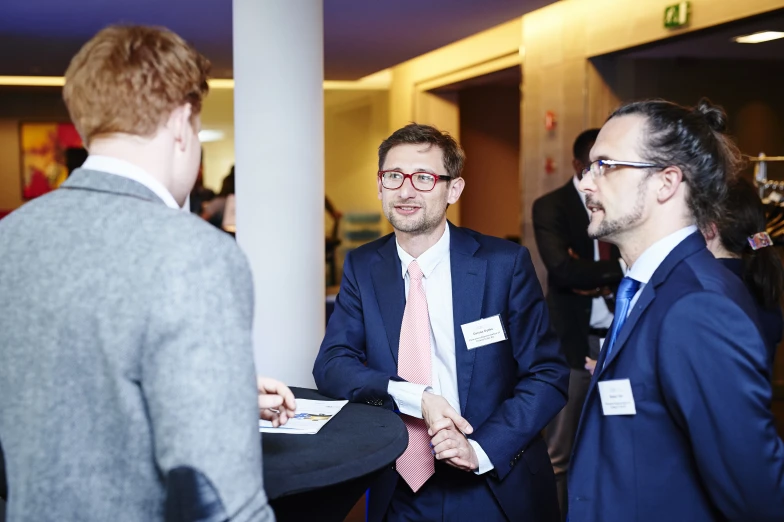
[429,66,522,241]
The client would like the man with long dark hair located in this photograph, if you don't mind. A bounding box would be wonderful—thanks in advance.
[569,99,784,521]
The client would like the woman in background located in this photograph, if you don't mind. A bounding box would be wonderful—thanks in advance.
[705,177,784,372]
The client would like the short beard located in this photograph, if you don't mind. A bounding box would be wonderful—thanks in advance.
[385,201,445,236]
[589,180,647,240]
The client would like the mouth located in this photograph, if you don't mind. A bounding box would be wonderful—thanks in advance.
[394,205,421,216]
[585,198,604,215]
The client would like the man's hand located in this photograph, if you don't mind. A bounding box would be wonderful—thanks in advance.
[421,391,473,436]
[585,357,597,376]
[257,376,297,427]
[429,418,479,471]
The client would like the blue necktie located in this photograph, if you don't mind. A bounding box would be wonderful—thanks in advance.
[602,277,641,369]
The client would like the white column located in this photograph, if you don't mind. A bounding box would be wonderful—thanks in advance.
[233,0,324,387]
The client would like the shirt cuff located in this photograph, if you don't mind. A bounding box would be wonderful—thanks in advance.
[387,380,430,418]
[468,439,495,475]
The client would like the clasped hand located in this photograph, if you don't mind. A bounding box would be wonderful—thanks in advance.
[421,391,479,472]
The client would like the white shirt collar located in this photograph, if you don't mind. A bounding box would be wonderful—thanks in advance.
[81,155,181,210]
[396,224,451,279]
[627,225,699,284]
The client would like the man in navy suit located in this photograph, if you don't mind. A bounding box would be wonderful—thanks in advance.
[568,99,784,521]
[313,123,569,521]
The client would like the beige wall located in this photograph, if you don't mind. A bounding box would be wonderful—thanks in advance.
[199,87,236,193]
[520,0,784,283]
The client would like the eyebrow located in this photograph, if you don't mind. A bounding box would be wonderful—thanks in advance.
[384,167,439,175]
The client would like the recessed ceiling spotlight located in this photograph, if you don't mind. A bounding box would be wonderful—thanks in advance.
[733,31,784,44]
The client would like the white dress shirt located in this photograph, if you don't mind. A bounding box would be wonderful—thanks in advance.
[386,225,494,474]
[81,155,181,210]
[625,225,699,315]
[573,175,614,329]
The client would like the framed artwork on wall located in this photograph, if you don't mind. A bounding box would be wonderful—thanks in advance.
[19,122,83,200]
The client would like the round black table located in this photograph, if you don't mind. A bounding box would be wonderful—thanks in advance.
[262,387,407,522]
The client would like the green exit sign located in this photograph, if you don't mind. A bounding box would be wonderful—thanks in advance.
[664,1,691,29]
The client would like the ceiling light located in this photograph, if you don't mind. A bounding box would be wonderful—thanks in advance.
[198,130,225,142]
[0,76,64,86]
[733,31,784,44]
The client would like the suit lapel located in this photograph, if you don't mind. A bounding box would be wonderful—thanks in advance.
[449,224,486,413]
[370,236,406,366]
[595,285,656,377]
[595,232,706,376]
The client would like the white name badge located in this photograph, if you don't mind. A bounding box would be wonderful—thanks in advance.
[460,315,508,350]
[597,379,637,415]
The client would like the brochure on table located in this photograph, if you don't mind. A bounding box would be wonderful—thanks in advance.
[259,398,349,435]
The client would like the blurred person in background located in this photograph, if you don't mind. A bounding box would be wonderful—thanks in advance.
[704,176,784,372]
[532,129,624,520]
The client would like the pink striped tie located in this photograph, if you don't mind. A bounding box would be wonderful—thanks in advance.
[396,260,435,492]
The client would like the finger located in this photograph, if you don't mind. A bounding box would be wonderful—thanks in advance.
[427,418,455,437]
[447,457,474,470]
[443,410,473,434]
[432,438,456,455]
[257,376,286,394]
[283,391,297,411]
[430,428,455,447]
[436,448,462,460]
[258,394,284,410]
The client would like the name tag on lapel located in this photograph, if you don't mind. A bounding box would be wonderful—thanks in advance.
[460,315,507,349]
[597,379,636,415]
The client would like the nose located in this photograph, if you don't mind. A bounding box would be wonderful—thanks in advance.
[397,177,418,199]
[578,172,596,194]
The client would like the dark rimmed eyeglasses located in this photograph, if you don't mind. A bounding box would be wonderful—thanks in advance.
[378,170,453,192]
[580,159,667,181]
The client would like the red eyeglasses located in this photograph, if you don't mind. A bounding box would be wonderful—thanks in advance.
[378,170,453,192]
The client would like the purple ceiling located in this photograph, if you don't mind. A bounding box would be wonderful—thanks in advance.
[0,0,555,80]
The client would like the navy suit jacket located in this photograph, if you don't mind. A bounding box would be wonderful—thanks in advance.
[313,223,569,521]
[568,233,784,521]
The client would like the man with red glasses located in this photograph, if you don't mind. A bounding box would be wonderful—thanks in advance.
[568,99,784,521]
[313,123,568,521]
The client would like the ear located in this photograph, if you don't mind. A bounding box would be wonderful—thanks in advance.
[655,165,685,203]
[446,177,465,205]
[167,103,194,152]
[703,222,718,241]
[377,174,383,201]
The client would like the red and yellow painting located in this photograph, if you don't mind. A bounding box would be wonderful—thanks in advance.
[20,123,83,199]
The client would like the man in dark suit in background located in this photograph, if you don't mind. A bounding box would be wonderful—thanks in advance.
[569,99,784,521]
[532,129,624,519]
[314,123,569,521]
